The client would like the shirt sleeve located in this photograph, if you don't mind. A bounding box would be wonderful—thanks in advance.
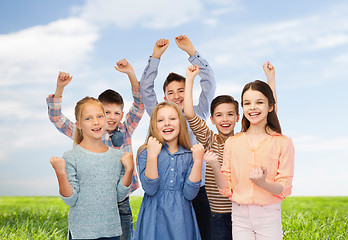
[60,151,79,207]
[189,52,216,120]
[219,137,234,198]
[139,57,160,116]
[183,157,201,201]
[117,165,132,202]
[137,148,160,196]
[275,137,295,198]
[122,85,145,153]
[46,94,75,139]
[187,114,213,148]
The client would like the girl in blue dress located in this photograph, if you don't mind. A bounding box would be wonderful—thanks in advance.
[133,101,204,240]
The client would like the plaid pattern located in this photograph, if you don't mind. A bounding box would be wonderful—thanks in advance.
[46,85,144,193]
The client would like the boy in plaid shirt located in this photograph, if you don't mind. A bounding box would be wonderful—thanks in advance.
[46,58,144,240]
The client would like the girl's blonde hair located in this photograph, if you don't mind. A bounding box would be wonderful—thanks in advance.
[74,96,105,145]
[137,101,191,158]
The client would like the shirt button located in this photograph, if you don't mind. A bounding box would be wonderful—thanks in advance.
[170,180,173,183]
[171,158,174,160]
[252,165,255,168]
[171,168,174,171]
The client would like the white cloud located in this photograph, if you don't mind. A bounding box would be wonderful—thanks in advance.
[0,17,99,86]
[78,0,204,29]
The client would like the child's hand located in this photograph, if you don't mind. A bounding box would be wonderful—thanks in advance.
[147,136,162,159]
[114,58,134,75]
[191,143,204,164]
[50,157,66,174]
[204,150,220,170]
[175,35,196,57]
[152,39,169,59]
[263,61,275,80]
[57,71,72,89]
[186,64,199,80]
[249,166,267,185]
[120,152,135,172]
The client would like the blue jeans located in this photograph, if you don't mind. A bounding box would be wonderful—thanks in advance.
[192,186,211,240]
[118,197,133,240]
[211,212,232,240]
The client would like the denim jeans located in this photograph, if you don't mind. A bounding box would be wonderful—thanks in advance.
[192,186,211,240]
[118,197,133,240]
[211,212,232,240]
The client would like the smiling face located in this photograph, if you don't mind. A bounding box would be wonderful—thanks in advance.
[164,81,185,109]
[77,103,106,142]
[156,106,180,145]
[242,89,273,127]
[210,103,239,138]
[102,103,124,132]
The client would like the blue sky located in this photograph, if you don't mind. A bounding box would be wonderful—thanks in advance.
[1,0,347,196]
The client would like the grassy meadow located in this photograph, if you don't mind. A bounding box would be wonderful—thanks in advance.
[0,196,347,239]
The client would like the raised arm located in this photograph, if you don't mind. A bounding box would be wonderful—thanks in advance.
[263,61,277,113]
[46,72,76,139]
[140,39,169,115]
[175,35,196,57]
[114,58,144,153]
[114,58,139,88]
[54,71,73,98]
[177,35,215,119]
[184,64,200,120]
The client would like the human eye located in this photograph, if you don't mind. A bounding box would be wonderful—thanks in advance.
[98,115,104,119]
[85,117,91,121]
[105,111,110,115]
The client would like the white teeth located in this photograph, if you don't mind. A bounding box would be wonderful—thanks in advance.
[163,129,174,133]
[250,113,259,116]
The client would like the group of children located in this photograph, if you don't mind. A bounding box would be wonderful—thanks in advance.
[48,35,294,240]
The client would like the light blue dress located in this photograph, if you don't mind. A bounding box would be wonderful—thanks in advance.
[133,144,201,240]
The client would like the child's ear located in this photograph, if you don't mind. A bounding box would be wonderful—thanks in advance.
[268,105,274,113]
[210,116,215,125]
[121,111,124,119]
[236,114,240,122]
[76,122,81,129]
[164,96,168,101]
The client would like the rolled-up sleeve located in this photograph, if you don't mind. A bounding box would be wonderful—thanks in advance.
[60,152,79,207]
[183,161,201,200]
[275,137,295,198]
[117,170,131,202]
[219,137,234,198]
[137,149,160,196]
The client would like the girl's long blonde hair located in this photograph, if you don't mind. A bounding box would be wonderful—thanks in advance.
[74,96,105,145]
[137,101,191,158]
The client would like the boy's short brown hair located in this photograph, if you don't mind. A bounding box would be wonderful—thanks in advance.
[210,95,239,116]
[162,72,186,93]
[98,89,124,108]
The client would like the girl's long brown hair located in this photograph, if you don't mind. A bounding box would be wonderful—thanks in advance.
[241,80,282,134]
[74,97,105,145]
[137,101,191,159]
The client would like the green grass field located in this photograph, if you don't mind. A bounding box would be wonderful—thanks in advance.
[0,196,347,239]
